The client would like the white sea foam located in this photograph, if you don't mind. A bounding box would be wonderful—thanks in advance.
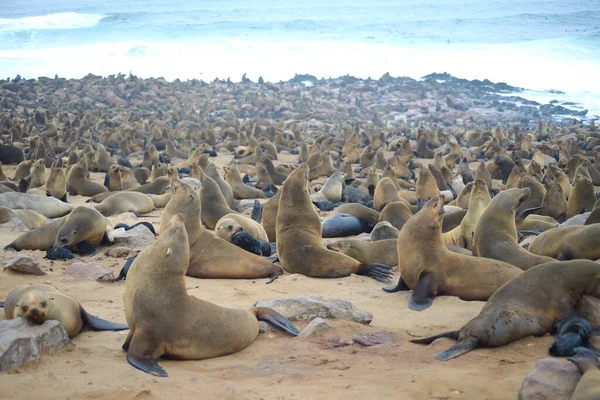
[0,12,105,32]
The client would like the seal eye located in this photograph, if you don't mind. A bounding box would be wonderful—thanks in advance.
[40,301,47,308]
[21,305,29,312]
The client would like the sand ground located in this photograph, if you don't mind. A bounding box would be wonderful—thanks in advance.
[0,154,554,400]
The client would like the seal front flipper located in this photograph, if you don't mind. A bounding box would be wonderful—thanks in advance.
[253,307,299,336]
[516,206,545,221]
[383,276,410,293]
[434,336,478,361]
[409,273,436,311]
[114,255,138,282]
[251,199,263,223]
[80,306,128,331]
[357,263,393,283]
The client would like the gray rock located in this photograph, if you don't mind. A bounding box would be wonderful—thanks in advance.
[298,317,335,338]
[110,225,156,249]
[559,213,591,227]
[66,262,115,281]
[258,321,277,334]
[4,254,46,275]
[518,358,581,400]
[519,235,537,249]
[180,178,201,192]
[0,318,70,371]
[0,217,28,234]
[353,332,394,346]
[104,246,134,258]
[254,295,373,324]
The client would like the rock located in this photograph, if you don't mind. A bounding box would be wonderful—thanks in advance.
[518,358,581,400]
[104,246,134,258]
[254,295,373,324]
[66,262,115,281]
[180,178,201,191]
[519,235,537,249]
[298,317,335,338]
[257,321,277,334]
[0,318,70,371]
[110,225,156,249]
[4,254,46,275]
[559,213,591,227]
[328,338,355,347]
[0,217,28,234]
[353,332,394,346]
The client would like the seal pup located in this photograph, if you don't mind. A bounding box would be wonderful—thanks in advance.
[122,214,298,376]
[549,317,598,357]
[3,284,127,338]
[384,196,522,310]
[321,213,371,238]
[215,213,269,242]
[473,188,555,269]
[161,179,282,279]
[411,260,600,361]
[276,164,393,282]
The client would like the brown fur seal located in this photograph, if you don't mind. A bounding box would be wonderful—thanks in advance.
[320,171,346,202]
[6,206,108,252]
[276,164,392,281]
[585,198,600,225]
[411,260,600,361]
[416,167,441,209]
[148,193,171,209]
[205,163,234,208]
[373,177,403,212]
[94,192,155,217]
[161,179,281,279]
[473,188,555,269]
[3,284,127,338]
[224,165,264,199]
[261,191,280,243]
[198,170,237,230]
[309,152,336,180]
[0,206,46,229]
[45,159,67,201]
[541,180,567,222]
[122,213,298,377]
[528,224,600,260]
[370,221,399,241]
[378,201,413,231]
[442,179,490,250]
[566,178,596,219]
[66,159,108,197]
[327,239,398,266]
[384,195,522,310]
[131,176,171,195]
[215,213,269,242]
[20,158,46,191]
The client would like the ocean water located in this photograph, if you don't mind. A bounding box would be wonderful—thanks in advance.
[1,0,599,118]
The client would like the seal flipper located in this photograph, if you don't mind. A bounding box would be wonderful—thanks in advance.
[410,330,460,344]
[101,231,114,246]
[127,352,167,377]
[253,307,299,336]
[251,199,263,223]
[18,176,31,193]
[409,273,436,311]
[114,255,137,282]
[60,193,68,203]
[80,306,128,331]
[435,336,478,361]
[357,263,393,283]
[383,276,410,293]
[516,206,545,222]
[72,242,97,256]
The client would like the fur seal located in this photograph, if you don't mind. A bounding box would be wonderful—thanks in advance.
[276,164,392,281]
[198,170,237,230]
[567,178,596,219]
[161,179,282,279]
[224,165,264,199]
[411,260,600,361]
[473,188,555,269]
[549,317,598,357]
[541,180,567,222]
[261,191,280,243]
[373,177,403,212]
[0,192,73,218]
[205,163,234,208]
[46,159,67,201]
[320,172,346,203]
[384,195,522,310]
[0,206,46,229]
[6,206,108,253]
[378,201,413,232]
[66,159,108,197]
[337,203,380,228]
[122,213,298,376]
[93,192,155,217]
[3,284,127,338]
[327,238,398,266]
[528,224,600,260]
[585,198,600,225]
[416,167,441,209]
[321,213,371,238]
[215,213,269,242]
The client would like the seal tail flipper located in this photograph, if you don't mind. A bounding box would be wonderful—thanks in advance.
[568,347,600,373]
[80,306,129,331]
[253,307,299,336]
[434,336,478,361]
[410,330,460,344]
[251,199,263,222]
[357,263,393,283]
[408,273,436,311]
[382,276,410,293]
[127,353,168,377]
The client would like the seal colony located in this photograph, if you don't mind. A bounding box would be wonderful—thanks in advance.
[0,72,599,398]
